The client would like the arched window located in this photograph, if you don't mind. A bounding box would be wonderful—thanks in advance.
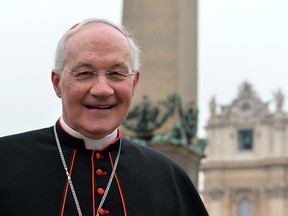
[238,199,252,216]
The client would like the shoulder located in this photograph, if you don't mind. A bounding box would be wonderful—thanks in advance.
[120,137,209,215]
[121,137,188,175]
[0,127,53,149]
[122,137,172,161]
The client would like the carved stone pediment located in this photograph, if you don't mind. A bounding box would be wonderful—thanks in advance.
[231,82,268,117]
[216,82,270,121]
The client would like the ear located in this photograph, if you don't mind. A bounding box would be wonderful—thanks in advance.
[51,70,62,98]
[132,70,140,94]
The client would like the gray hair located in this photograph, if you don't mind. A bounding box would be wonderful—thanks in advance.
[54,18,141,72]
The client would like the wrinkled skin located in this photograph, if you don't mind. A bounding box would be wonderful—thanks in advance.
[51,23,140,139]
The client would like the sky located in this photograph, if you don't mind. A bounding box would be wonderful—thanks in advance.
[1,0,288,138]
[0,0,123,136]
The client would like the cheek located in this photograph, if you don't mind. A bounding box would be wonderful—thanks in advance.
[61,82,85,105]
[118,83,134,99]
[119,87,134,111]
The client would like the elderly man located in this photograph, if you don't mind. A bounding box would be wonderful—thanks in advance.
[0,19,208,216]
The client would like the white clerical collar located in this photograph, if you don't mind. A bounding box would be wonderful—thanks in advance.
[59,117,118,151]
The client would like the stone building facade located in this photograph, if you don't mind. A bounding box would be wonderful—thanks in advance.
[201,82,288,216]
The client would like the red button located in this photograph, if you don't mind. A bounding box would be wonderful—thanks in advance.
[96,169,107,176]
[95,153,103,159]
[97,188,105,195]
[98,208,109,215]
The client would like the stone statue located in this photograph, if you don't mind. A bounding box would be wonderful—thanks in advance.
[209,96,216,118]
[124,94,177,133]
[274,89,284,113]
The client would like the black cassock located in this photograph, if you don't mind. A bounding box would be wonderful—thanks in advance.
[0,121,208,216]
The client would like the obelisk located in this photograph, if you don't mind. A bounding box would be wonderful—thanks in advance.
[122,0,198,107]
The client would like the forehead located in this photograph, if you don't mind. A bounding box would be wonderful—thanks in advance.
[67,23,130,53]
[64,23,131,69]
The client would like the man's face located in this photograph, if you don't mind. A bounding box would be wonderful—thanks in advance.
[52,23,140,139]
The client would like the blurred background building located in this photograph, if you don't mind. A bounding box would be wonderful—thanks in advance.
[201,81,288,216]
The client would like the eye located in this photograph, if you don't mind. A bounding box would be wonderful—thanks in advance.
[73,71,95,80]
[106,71,127,80]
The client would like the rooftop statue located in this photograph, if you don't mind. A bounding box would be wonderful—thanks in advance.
[274,89,284,113]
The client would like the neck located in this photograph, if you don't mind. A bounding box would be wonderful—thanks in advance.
[59,117,118,151]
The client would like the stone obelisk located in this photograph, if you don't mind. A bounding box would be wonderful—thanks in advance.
[122,0,198,107]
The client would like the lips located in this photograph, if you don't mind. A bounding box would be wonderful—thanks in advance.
[85,105,114,109]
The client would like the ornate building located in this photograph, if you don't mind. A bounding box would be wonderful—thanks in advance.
[122,0,205,186]
[201,82,288,216]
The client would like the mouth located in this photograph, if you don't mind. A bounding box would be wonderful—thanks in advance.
[85,105,115,109]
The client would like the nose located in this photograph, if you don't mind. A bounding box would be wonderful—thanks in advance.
[89,74,114,97]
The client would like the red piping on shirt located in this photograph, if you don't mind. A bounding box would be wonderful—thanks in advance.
[91,151,96,216]
[59,149,77,216]
[108,152,127,216]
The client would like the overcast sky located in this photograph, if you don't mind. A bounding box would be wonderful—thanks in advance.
[1,0,288,138]
[0,0,123,136]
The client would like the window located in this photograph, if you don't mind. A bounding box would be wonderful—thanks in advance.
[238,199,253,216]
[238,129,253,150]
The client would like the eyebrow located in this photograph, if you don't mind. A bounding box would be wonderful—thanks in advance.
[71,62,130,72]
[71,63,94,71]
[109,62,129,70]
